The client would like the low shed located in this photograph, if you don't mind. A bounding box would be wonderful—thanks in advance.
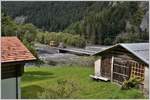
[93,43,149,94]
[1,37,36,99]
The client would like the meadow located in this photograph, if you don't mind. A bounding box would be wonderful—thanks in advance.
[21,66,145,99]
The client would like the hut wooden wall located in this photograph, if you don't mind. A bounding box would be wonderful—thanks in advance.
[100,56,112,78]
[1,63,24,79]
[100,50,147,85]
[113,56,131,84]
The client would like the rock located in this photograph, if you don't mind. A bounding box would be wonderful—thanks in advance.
[138,1,149,11]
[14,16,27,24]
[125,21,132,32]
[58,42,66,48]
[140,11,149,32]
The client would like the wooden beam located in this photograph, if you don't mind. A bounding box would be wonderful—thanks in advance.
[113,63,129,68]
[1,64,24,79]
[113,72,128,77]
[111,56,114,82]
[99,57,102,76]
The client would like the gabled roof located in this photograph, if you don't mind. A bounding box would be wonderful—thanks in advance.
[1,36,36,63]
[95,43,149,65]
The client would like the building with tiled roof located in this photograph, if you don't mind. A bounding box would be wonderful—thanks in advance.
[1,36,36,63]
[1,36,36,99]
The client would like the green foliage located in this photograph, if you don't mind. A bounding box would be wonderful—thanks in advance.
[19,24,39,42]
[2,13,18,36]
[114,32,148,44]
[36,32,86,48]
[64,2,147,45]
[2,13,86,48]
[37,79,79,99]
[2,13,39,41]
[64,21,84,36]
[22,39,38,59]
[121,77,143,90]
[2,14,39,59]
[130,8,144,26]
[103,37,113,45]
[2,2,93,32]
[2,2,148,45]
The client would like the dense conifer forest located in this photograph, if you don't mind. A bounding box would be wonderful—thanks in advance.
[2,1,149,46]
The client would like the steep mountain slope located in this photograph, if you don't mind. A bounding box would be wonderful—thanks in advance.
[64,1,149,44]
[2,1,149,45]
[2,1,109,31]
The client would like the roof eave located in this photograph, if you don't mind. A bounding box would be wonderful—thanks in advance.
[120,44,149,66]
[1,58,36,65]
[94,43,149,66]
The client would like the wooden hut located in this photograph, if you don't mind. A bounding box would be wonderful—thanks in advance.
[1,37,36,99]
[91,43,149,95]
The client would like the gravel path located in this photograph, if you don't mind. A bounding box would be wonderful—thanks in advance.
[26,43,109,67]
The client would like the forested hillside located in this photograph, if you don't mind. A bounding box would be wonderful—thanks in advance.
[2,1,149,45]
[2,1,96,31]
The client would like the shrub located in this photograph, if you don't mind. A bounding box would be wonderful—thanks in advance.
[37,79,79,99]
[121,77,143,90]
[114,32,149,44]
[36,32,86,48]
[36,32,45,43]
[19,24,39,43]
[104,37,112,45]
[22,39,45,65]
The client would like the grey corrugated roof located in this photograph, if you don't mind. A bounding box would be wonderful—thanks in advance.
[94,43,149,65]
[120,43,149,65]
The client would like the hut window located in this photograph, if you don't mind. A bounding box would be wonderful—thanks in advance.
[130,62,145,80]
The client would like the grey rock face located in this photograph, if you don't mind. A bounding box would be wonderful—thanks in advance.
[140,11,149,32]
[14,16,27,24]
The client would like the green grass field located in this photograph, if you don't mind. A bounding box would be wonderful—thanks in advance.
[21,66,145,99]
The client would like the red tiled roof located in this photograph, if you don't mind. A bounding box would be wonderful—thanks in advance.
[1,36,36,63]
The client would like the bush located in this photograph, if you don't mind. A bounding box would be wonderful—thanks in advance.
[19,24,39,43]
[104,37,113,45]
[113,32,146,44]
[22,39,37,57]
[37,79,79,99]
[36,32,86,48]
[121,77,143,90]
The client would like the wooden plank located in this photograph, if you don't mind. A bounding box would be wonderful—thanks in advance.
[99,57,102,76]
[89,75,110,81]
[101,57,111,78]
[94,58,101,76]
[113,72,128,77]
[1,64,24,79]
[113,63,129,68]
[111,56,114,82]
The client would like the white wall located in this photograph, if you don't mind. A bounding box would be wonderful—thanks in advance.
[94,59,101,76]
[1,77,21,99]
[144,67,149,94]
[18,77,21,99]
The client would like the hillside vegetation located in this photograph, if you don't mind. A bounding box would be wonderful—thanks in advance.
[2,1,149,46]
[1,13,86,62]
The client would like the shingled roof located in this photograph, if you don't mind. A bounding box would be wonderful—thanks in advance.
[94,43,149,65]
[120,43,149,65]
[1,36,36,63]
